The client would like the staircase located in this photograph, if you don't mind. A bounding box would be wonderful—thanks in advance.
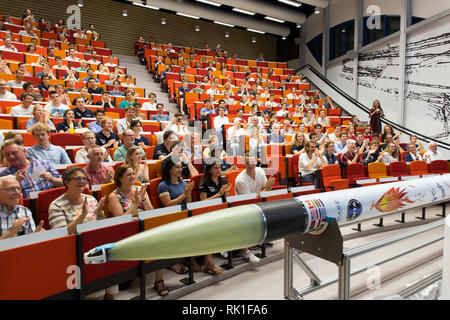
[115,54,179,116]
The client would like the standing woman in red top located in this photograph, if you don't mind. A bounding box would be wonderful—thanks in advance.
[369,100,384,138]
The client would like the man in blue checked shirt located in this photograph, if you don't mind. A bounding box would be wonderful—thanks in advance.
[0,140,64,199]
[0,176,45,239]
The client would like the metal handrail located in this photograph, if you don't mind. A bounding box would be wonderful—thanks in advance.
[397,270,442,298]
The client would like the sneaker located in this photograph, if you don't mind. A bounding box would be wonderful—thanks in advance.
[242,251,260,264]
[221,251,228,259]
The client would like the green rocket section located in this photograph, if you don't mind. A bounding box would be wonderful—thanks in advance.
[107,205,265,261]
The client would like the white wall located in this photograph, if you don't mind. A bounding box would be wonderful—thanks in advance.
[329,0,356,27]
[412,0,450,19]
[363,0,402,15]
[326,57,355,97]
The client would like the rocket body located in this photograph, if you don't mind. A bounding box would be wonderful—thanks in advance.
[85,175,450,263]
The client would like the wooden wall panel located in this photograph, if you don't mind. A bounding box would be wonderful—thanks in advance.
[1,0,277,60]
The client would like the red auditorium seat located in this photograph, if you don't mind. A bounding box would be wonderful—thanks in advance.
[429,160,448,174]
[49,133,83,146]
[388,161,409,177]
[321,164,348,191]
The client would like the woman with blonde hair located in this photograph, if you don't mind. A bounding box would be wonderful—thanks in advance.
[291,132,306,154]
[377,142,399,164]
[125,146,149,183]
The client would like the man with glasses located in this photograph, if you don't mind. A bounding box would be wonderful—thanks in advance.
[113,129,146,162]
[0,175,45,239]
[0,140,64,199]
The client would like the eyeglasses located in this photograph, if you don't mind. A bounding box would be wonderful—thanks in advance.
[0,187,21,193]
[70,177,87,183]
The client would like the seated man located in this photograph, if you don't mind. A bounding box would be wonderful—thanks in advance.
[82,69,100,83]
[153,130,177,160]
[7,69,25,89]
[334,132,348,155]
[116,106,137,134]
[85,145,114,187]
[26,123,72,165]
[423,142,444,163]
[0,175,44,239]
[109,80,124,97]
[19,82,41,101]
[150,103,170,122]
[0,79,18,100]
[235,153,275,263]
[0,140,64,199]
[44,90,69,118]
[72,97,95,119]
[87,77,105,95]
[199,99,214,122]
[267,123,286,144]
[88,109,105,133]
[95,117,121,149]
[113,129,146,162]
[9,92,34,116]
[213,106,229,134]
[163,112,188,136]
[298,141,326,187]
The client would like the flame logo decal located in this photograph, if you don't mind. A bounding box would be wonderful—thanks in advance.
[370,187,415,212]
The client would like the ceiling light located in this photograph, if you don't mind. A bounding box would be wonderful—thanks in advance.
[225,32,230,38]
[195,25,200,32]
[341,29,346,33]
[161,18,166,24]
[214,21,234,28]
[232,8,255,16]
[247,28,265,34]
[264,16,285,23]
[196,0,222,6]
[278,0,302,7]
[297,24,301,28]
[282,37,286,40]
[315,7,320,14]
[252,37,256,43]
[176,12,200,19]
[77,0,83,7]
[122,9,127,17]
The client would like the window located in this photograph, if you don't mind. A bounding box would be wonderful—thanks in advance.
[307,34,323,66]
[330,20,355,60]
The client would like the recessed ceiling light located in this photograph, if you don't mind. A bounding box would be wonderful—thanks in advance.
[161,18,166,24]
[247,28,265,34]
[196,0,222,7]
[195,25,200,31]
[264,16,285,23]
[225,32,230,38]
[315,7,320,14]
[78,0,83,7]
[176,12,200,19]
[232,8,255,16]
[278,0,302,7]
[122,9,127,16]
[214,21,235,28]
[252,37,256,43]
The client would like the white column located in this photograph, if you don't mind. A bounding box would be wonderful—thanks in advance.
[353,0,364,100]
[398,0,411,125]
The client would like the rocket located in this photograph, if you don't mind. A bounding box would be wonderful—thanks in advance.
[84,175,450,264]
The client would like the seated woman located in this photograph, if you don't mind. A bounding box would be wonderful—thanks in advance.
[203,135,226,158]
[26,104,56,132]
[377,142,400,164]
[158,158,194,275]
[323,141,338,165]
[130,120,149,148]
[190,158,233,275]
[108,164,168,296]
[48,167,117,300]
[404,143,423,163]
[291,132,306,154]
[57,109,81,133]
[340,139,364,165]
[125,146,150,183]
[75,131,112,164]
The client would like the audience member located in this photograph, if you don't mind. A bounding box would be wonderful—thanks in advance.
[124,146,149,183]
[298,141,326,187]
[95,91,116,108]
[26,105,55,131]
[163,141,199,180]
[153,130,177,160]
[0,140,64,199]
[362,140,381,165]
[117,106,136,134]
[75,131,112,164]
[323,141,338,165]
[95,117,121,149]
[88,109,105,133]
[85,145,114,186]
[57,109,81,133]
[109,80,124,97]
[44,90,69,118]
[404,143,424,163]
[10,93,34,115]
[423,142,444,163]
[164,112,188,135]
[340,139,365,165]
[0,175,44,240]
[0,79,17,100]
[7,69,26,88]
[119,89,135,109]
[150,103,170,122]
[113,129,145,162]
[27,123,72,165]
[333,132,348,155]
[377,142,400,164]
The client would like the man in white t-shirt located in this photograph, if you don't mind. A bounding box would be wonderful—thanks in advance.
[65,48,79,62]
[141,92,157,110]
[10,93,34,116]
[423,142,444,163]
[234,153,275,264]
[44,90,69,118]
[87,51,101,65]
[0,37,18,52]
[0,79,17,100]
[298,141,326,187]
[7,69,26,89]
[213,106,229,133]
